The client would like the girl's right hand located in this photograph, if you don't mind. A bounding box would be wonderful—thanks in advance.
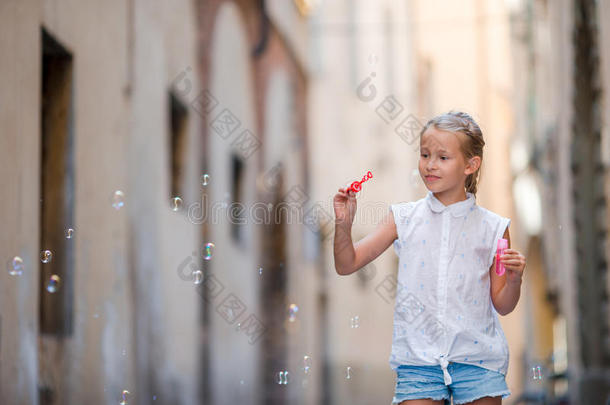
[333,187,357,226]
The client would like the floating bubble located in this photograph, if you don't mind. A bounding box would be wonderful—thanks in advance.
[46,274,61,293]
[193,270,203,285]
[277,371,289,385]
[350,315,360,328]
[303,356,311,374]
[41,250,53,263]
[7,256,24,276]
[346,366,352,380]
[410,169,420,187]
[258,266,263,275]
[65,228,74,239]
[201,174,210,186]
[203,243,215,260]
[171,197,183,212]
[368,53,378,64]
[221,191,231,209]
[532,365,543,380]
[288,304,299,322]
[235,323,241,331]
[112,190,125,210]
[120,390,130,405]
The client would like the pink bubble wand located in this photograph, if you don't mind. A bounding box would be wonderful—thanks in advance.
[346,170,373,194]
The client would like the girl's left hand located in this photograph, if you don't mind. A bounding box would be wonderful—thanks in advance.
[500,249,526,284]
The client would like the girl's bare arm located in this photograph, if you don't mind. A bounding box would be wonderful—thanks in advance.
[490,227,526,315]
[334,209,398,275]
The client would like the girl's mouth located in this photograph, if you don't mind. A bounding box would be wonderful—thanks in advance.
[425,175,440,181]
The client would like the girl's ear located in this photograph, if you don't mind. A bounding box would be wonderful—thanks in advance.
[465,156,481,175]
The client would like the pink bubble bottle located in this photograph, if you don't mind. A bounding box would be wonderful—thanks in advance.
[496,238,508,276]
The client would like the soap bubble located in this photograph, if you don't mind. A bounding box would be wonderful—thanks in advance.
[171,197,183,212]
[120,390,130,405]
[346,366,352,379]
[112,190,125,210]
[46,274,61,293]
[203,243,215,260]
[258,266,263,275]
[277,371,289,385]
[350,315,360,328]
[41,250,53,263]
[65,228,74,239]
[193,270,203,285]
[532,365,543,380]
[201,174,210,186]
[221,192,231,209]
[288,304,299,322]
[410,169,420,187]
[7,256,24,276]
[303,356,311,374]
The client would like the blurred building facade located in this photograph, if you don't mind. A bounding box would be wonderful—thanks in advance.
[0,0,317,404]
[308,1,419,403]
[3,0,610,404]
[1,0,204,403]
[195,0,317,404]
[507,0,610,403]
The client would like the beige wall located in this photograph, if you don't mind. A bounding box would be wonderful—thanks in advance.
[206,3,262,402]
[0,2,42,402]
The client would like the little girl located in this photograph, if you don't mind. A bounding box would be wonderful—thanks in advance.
[333,111,526,405]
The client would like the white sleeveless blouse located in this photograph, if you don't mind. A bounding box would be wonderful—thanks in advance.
[388,190,512,385]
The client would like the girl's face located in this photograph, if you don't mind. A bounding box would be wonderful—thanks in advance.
[418,126,477,195]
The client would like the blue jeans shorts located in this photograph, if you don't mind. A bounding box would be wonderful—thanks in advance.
[392,362,511,404]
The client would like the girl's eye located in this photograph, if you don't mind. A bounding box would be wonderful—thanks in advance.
[420,154,448,160]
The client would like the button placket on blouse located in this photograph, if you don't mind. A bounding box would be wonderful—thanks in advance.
[436,210,452,384]
[437,210,450,321]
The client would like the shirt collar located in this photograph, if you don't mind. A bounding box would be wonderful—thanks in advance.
[425,190,475,217]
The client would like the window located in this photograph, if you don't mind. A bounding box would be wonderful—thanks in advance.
[40,28,74,335]
[230,154,245,243]
[169,92,188,200]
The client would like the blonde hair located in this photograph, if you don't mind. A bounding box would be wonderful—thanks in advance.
[420,111,485,195]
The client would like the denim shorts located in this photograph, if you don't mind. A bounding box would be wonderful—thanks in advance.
[392,362,511,404]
